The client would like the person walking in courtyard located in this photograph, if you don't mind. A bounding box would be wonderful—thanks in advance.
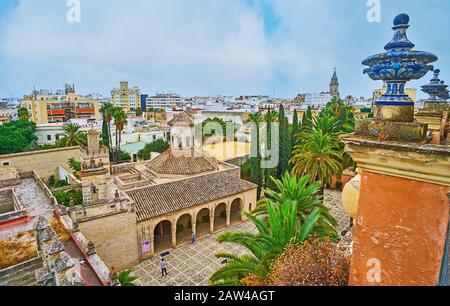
[191,232,196,245]
[160,258,168,277]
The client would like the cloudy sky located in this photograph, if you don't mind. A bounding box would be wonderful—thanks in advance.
[0,0,449,99]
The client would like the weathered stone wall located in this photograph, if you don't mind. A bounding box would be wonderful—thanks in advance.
[78,211,139,271]
[0,257,43,286]
[0,147,80,181]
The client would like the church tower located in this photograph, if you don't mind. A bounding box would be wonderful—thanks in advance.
[330,68,340,99]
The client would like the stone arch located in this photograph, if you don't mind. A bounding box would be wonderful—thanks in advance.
[214,203,227,231]
[195,207,210,238]
[230,198,243,225]
[153,220,172,254]
[176,213,193,245]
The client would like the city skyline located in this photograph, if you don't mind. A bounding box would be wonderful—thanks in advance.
[0,0,449,99]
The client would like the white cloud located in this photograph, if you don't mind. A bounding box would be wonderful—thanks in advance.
[0,0,272,97]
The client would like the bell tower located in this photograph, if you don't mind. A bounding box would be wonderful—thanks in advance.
[330,68,340,99]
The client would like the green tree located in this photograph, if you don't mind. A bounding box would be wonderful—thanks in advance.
[56,123,87,148]
[301,106,313,128]
[67,158,81,173]
[277,105,290,178]
[101,118,109,148]
[291,109,299,147]
[112,108,128,162]
[17,107,30,121]
[263,111,278,190]
[100,103,114,152]
[135,107,143,116]
[137,139,170,160]
[118,269,138,286]
[210,201,322,285]
[254,173,338,240]
[0,121,38,154]
[290,130,343,195]
[248,113,263,200]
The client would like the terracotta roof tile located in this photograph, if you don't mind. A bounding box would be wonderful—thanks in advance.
[146,148,218,175]
[127,172,257,222]
[168,111,195,127]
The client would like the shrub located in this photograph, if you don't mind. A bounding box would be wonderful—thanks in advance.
[53,189,82,207]
[137,139,170,160]
[268,239,350,286]
[54,179,69,188]
[48,175,56,187]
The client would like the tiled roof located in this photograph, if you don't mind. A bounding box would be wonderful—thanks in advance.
[168,111,195,127]
[127,172,257,222]
[146,148,218,176]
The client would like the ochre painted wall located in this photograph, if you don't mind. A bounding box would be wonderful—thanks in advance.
[0,147,80,180]
[350,171,449,286]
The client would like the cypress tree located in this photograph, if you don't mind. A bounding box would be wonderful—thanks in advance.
[291,109,299,148]
[277,105,290,178]
[249,114,263,200]
[264,111,277,189]
[101,115,110,148]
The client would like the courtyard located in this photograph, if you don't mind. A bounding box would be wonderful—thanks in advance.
[130,189,349,286]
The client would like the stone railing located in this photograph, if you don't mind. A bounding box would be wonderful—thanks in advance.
[110,161,147,175]
[114,173,152,191]
[56,211,111,286]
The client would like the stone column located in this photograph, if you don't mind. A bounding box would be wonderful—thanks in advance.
[150,233,155,256]
[191,221,197,236]
[171,222,177,249]
[226,204,231,227]
[210,209,215,233]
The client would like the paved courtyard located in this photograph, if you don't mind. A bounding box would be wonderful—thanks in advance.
[131,189,349,286]
[132,221,257,286]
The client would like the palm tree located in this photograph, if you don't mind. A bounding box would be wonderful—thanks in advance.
[290,130,343,195]
[307,114,342,137]
[100,103,114,150]
[112,107,128,162]
[56,123,87,148]
[118,269,138,286]
[209,201,322,286]
[254,173,338,240]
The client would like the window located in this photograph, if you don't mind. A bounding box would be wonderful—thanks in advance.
[47,135,52,141]
[56,135,60,140]
[2,161,10,166]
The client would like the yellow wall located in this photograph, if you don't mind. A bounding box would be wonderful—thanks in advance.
[373,86,417,102]
[0,146,80,180]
